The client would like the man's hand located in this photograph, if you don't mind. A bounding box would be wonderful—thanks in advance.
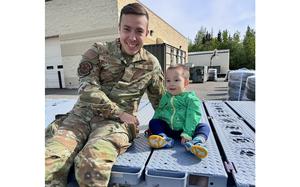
[119,112,139,139]
[181,137,189,144]
[119,112,139,125]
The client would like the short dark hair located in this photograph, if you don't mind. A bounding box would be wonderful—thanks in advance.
[119,3,149,23]
[167,64,190,79]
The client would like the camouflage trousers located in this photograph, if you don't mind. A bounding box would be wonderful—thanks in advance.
[45,111,136,187]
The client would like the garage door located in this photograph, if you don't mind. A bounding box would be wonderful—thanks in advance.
[45,37,65,88]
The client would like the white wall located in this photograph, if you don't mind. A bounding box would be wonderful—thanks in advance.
[188,50,230,74]
[46,0,119,37]
[45,37,65,88]
[46,0,119,88]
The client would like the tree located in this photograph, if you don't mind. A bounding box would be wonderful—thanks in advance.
[188,38,198,52]
[228,31,246,69]
[220,30,229,49]
[243,26,255,69]
[217,30,222,43]
[194,27,207,49]
[233,31,241,43]
[188,26,255,70]
[210,38,219,50]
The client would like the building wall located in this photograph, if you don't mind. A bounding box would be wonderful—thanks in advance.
[46,0,188,88]
[143,44,186,74]
[46,0,119,88]
[45,37,66,88]
[188,50,230,75]
[46,0,119,36]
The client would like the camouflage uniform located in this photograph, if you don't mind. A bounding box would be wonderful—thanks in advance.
[45,38,165,187]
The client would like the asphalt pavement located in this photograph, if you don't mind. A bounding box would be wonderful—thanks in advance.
[45,77,228,101]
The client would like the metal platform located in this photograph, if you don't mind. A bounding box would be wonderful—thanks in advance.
[45,99,77,126]
[204,101,255,187]
[110,135,152,185]
[145,103,228,187]
[45,99,255,187]
[226,101,255,130]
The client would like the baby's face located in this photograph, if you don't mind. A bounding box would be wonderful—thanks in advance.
[166,68,188,96]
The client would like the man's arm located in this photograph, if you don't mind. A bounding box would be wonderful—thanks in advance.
[77,43,125,119]
[146,60,165,110]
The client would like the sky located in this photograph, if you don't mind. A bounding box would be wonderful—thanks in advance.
[139,0,255,41]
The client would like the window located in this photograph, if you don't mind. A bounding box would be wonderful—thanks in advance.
[150,30,154,36]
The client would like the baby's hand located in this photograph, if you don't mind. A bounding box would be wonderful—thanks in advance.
[181,137,189,144]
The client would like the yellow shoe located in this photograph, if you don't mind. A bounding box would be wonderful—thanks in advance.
[190,144,208,159]
[148,135,167,148]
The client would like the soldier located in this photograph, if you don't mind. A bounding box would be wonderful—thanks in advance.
[45,3,165,187]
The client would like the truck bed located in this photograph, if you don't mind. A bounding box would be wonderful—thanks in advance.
[45,99,255,187]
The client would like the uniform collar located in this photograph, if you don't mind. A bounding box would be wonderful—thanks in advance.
[112,38,148,64]
[132,48,148,62]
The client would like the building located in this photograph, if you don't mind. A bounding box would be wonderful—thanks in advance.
[45,0,188,88]
[188,49,230,76]
[144,43,187,74]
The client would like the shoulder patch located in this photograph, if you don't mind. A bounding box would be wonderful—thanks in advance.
[78,61,93,77]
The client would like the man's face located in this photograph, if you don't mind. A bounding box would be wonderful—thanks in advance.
[119,14,148,55]
[166,68,189,96]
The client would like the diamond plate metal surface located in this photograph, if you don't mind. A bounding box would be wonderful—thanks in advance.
[204,101,255,187]
[138,99,149,110]
[145,103,227,187]
[226,101,255,129]
[137,102,154,127]
[45,99,150,127]
[47,99,256,186]
[113,135,151,167]
[45,99,77,127]
[111,135,152,185]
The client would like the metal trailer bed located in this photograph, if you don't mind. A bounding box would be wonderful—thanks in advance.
[45,99,255,187]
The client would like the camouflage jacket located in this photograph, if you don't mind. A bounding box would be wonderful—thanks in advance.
[76,38,165,120]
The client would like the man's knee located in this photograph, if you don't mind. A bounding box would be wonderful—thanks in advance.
[76,138,118,165]
[46,113,90,143]
[45,115,67,140]
[59,114,90,141]
[90,122,131,153]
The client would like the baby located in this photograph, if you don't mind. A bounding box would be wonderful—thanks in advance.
[147,64,210,159]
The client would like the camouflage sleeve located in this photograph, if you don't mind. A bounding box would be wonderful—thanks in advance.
[146,58,165,110]
[77,43,124,118]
